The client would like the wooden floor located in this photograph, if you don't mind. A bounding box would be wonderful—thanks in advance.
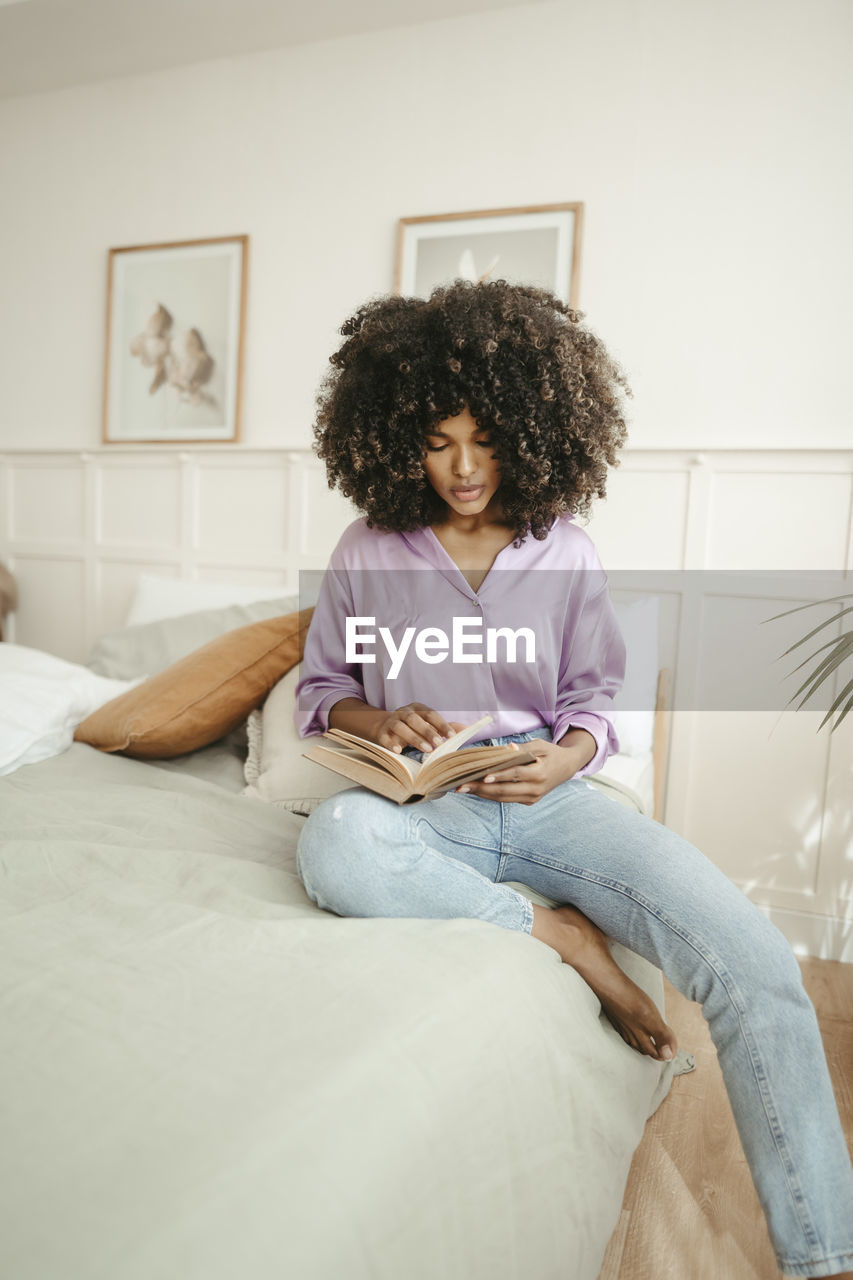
[598,958,853,1280]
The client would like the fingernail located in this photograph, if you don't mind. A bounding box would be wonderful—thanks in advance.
[393,745,402,753]
[458,785,470,793]
[662,1046,674,1061]
[421,741,432,751]
[483,775,495,783]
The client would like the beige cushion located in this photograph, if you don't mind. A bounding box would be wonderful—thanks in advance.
[75,610,313,760]
[242,663,357,815]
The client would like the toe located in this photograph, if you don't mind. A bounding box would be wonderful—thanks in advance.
[650,1024,678,1061]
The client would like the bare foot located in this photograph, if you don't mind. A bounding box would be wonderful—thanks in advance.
[784,1273,853,1279]
[531,904,678,1062]
[786,1273,853,1279]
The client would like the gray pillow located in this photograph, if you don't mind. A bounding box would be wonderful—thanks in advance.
[87,595,301,680]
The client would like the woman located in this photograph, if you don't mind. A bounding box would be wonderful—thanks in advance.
[294,280,853,1278]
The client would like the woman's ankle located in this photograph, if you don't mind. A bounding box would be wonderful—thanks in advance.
[530,903,587,963]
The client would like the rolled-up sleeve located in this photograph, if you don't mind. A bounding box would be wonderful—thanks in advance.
[293,552,366,738]
[551,576,626,777]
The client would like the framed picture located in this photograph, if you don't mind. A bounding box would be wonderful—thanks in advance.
[394,203,583,306]
[103,234,248,444]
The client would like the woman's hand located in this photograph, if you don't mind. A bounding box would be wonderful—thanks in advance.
[456,738,585,805]
[373,703,465,754]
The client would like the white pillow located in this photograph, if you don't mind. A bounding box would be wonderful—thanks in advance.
[242,664,356,816]
[126,574,296,627]
[0,644,142,776]
[609,597,660,758]
[89,595,301,680]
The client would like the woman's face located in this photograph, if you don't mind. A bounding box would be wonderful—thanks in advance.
[422,407,501,519]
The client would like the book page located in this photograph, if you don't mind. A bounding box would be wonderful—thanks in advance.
[316,736,416,784]
[302,743,408,802]
[323,730,418,779]
[324,714,493,777]
[421,714,494,766]
[423,745,535,786]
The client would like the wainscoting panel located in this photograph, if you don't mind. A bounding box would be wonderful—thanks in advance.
[10,552,88,663]
[586,465,690,570]
[96,462,181,550]
[195,457,290,560]
[706,470,851,571]
[1,446,851,956]
[10,458,86,545]
[289,454,360,569]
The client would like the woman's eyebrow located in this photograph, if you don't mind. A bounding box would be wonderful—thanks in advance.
[425,427,491,438]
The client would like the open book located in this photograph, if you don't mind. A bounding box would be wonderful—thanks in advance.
[301,714,535,805]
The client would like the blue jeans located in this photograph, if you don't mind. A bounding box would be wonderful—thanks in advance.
[296,728,853,1277]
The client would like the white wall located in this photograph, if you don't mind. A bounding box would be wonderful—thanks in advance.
[1,0,851,453]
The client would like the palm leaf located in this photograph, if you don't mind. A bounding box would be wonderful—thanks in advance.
[768,603,853,660]
[789,638,853,708]
[764,594,853,731]
[787,632,849,674]
[817,674,853,732]
[764,593,852,622]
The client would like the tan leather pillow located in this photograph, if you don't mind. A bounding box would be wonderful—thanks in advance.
[74,609,313,759]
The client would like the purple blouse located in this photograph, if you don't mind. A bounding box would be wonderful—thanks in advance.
[294,514,626,777]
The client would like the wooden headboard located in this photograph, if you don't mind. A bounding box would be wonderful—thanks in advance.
[652,668,671,824]
[0,563,17,643]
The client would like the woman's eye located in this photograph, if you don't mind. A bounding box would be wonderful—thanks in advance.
[424,439,494,453]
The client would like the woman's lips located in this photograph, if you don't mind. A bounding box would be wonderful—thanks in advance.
[450,485,484,502]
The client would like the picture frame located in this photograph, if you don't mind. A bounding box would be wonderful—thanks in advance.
[394,203,583,306]
[103,234,249,444]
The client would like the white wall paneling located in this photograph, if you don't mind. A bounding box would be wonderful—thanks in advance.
[0,448,358,655]
[1,446,851,957]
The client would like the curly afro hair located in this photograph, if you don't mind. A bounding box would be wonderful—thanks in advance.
[313,279,631,542]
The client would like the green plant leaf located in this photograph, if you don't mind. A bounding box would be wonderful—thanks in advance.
[817,675,853,732]
[765,593,853,731]
[788,637,853,704]
[773,604,853,660]
[763,594,852,623]
[787,633,852,674]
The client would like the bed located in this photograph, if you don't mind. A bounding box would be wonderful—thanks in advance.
[0,585,687,1280]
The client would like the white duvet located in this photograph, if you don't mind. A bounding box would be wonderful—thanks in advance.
[0,643,141,776]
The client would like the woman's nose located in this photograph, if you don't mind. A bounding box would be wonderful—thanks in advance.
[452,446,476,477]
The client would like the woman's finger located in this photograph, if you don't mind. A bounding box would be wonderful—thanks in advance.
[381,708,446,752]
[459,777,541,799]
[401,708,446,750]
[483,763,540,784]
[418,707,455,741]
[379,727,427,752]
[461,788,541,806]
[377,727,420,752]
[378,717,434,753]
